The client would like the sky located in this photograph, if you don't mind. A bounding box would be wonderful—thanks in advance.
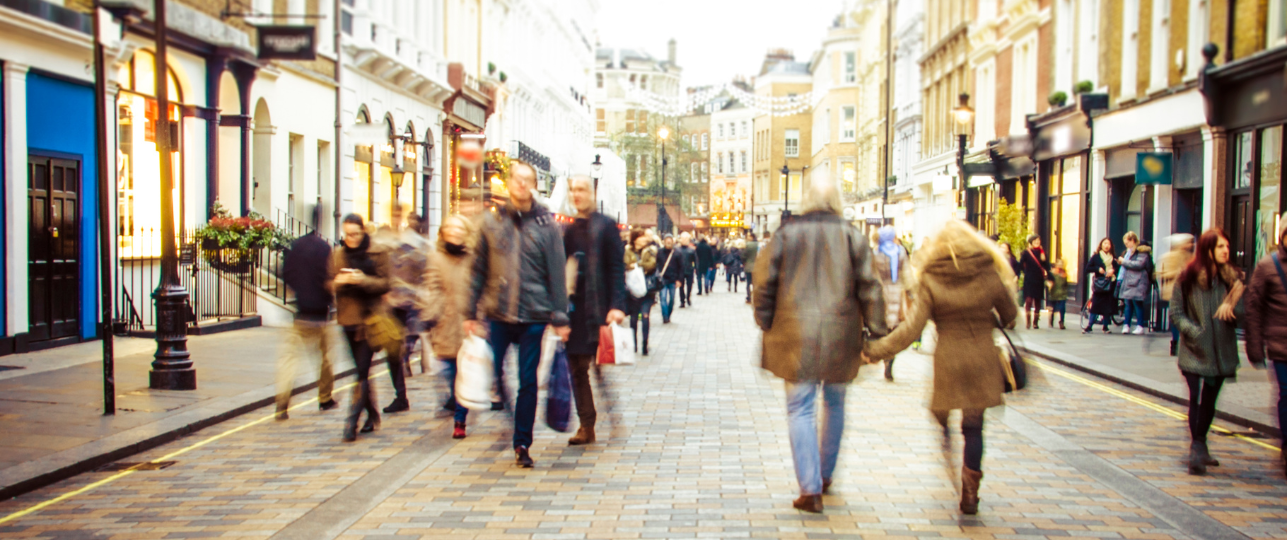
[594,0,847,89]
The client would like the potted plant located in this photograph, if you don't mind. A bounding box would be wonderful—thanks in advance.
[1073,80,1094,95]
[193,203,292,274]
[487,62,496,76]
[1048,91,1068,107]
[499,71,508,83]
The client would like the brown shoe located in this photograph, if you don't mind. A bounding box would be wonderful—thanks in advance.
[960,466,983,515]
[567,426,596,446]
[821,479,833,494]
[792,494,823,513]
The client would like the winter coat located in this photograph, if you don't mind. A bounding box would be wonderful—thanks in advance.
[1085,252,1120,316]
[741,241,760,271]
[1170,265,1245,378]
[696,240,715,269]
[754,211,888,384]
[282,233,334,322]
[1116,245,1153,301]
[871,244,914,329]
[330,236,392,327]
[679,245,697,276]
[1048,271,1069,303]
[1018,247,1051,302]
[1246,243,1287,364]
[865,223,1019,412]
[1157,249,1192,302]
[564,213,628,354]
[468,201,569,326]
[419,239,475,358]
[625,244,658,274]
[376,227,431,310]
[656,246,684,284]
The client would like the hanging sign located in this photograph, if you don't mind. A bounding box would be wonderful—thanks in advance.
[258,26,317,61]
[1135,152,1173,185]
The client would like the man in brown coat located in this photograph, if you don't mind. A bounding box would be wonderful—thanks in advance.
[1245,211,1287,475]
[753,179,887,514]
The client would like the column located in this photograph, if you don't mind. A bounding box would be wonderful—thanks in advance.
[1201,126,1227,231]
[4,63,29,338]
[1088,149,1108,246]
[1152,136,1174,249]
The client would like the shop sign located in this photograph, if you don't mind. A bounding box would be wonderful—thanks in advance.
[710,213,744,228]
[258,26,316,61]
[453,99,487,129]
[932,174,954,193]
[1032,115,1091,161]
[1135,152,1173,185]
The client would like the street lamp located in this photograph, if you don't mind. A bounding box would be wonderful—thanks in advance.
[657,126,671,234]
[953,92,974,207]
[780,164,790,218]
[592,154,603,212]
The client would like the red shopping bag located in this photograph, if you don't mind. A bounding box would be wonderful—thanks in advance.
[596,326,615,365]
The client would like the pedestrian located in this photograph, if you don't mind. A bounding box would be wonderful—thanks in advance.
[655,234,683,323]
[465,159,569,468]
[562,176,627,446]
[696,235,715,295]
[625,230,659,355]
[724,240,743,292]
[332,214,393,442]
[1083,238,1119,334]
[872,225,913,382]
[276,205,339,420]
[678,232,697,307]
[1019,234,1051,330]
[999,242,1021,286]
[419,214,476,439]
[1157,233,1196,355]
[1048,260,1069,329]
[1244,212,1287,476]
[375,203,428,413]
[1169,228,1245,475]
[742,233,760,304]
[753,180,888,514]
[1117,231,1154,335]
[864,219,1020,516]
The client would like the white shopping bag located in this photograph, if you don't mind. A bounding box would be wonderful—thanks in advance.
[626,266,648,298]
[454,335,496,411]
[598,323,636,365]
[537,325,560,389]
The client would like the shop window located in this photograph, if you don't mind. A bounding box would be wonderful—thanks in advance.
[1047,156,1084,285]
[1236,131,1254,190]
[1258,125,1282,258]
[116,49,184,259]
[1125,185,1144,239]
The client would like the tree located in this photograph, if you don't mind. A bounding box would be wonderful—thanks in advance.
[997,197,1031,259]
[608,113,702,213]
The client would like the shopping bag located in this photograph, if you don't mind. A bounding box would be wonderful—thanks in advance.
[626,266,648,298]
[545,342,572,432]
[597,324,635,365]
[454,335,495,411]
[538,325,560,389]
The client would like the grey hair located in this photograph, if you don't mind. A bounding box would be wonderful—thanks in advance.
[800,178,842,215]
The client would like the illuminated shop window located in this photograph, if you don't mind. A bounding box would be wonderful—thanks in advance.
[116,49,183,259]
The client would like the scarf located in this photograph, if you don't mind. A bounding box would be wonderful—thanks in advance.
[342,233,376,276]
[877,226,901,282]
[1098,250,1114,273]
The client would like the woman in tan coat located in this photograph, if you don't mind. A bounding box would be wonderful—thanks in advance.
[864,219,1018,516]
[332,214,392,442]
[419,215,476,440]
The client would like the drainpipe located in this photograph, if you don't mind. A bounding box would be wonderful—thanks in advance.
[332,0,343,241]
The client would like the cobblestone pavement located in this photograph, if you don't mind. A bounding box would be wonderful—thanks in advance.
[0,286,1283,540]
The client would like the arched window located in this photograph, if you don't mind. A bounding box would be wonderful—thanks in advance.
[116,49,185,258]
[352,106,373,223]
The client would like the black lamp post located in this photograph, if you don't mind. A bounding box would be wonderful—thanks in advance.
[149,0,194,390]
[657,126,671,234]
[953,92,974,208]
[592,154,603,213]
[780,164,790,220]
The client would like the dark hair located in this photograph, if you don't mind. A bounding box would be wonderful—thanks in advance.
[1096,237,1115,256]
[342,213,364,227]
[1178,229,1231,294]
[748,232,757,241]
[629,229,646,244]
[1027,234,1041,245]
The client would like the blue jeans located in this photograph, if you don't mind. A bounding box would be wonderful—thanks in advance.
[1051,300,1066,323]
[1122,299,1147,328]
[705,268,716,290]
[1086,313,1111,330]
[785,381,847,495]
[488,322,547,449]
[659,282,677,321]
[1274,361,1287,448]
[439,357,469,424]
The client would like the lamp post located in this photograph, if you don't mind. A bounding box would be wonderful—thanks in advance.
[592,154,603,213]
[953,92,974,209]
[657,126,670,234]
[780,164,790,219]
[149,0,194,390]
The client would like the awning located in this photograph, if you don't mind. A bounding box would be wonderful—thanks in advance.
[627,203,695,231]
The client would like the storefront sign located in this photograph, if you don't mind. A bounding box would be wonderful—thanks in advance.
[932,174,954,193]
[453,99,487,129]
[710,213,744,228]
[258,26,316,60]
[1135,152,1173,185]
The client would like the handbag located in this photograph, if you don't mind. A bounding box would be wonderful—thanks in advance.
[626,265,648,298]
[646,249,676,294]
[454,335,496,411]
[364,310,404,358]
[1093,275,1113,292]
[597,323,636,365]
[994,319,1028,392]
[545,342,572,432]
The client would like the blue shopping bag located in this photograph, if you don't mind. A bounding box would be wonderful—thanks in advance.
[545,342,572,432]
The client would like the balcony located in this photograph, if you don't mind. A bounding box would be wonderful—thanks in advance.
[343,13,453,105]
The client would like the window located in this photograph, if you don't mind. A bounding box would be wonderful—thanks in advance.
[627,153,638,186]
[741,121,748,138]
[785,129,800,157]
[717,153,724,174]
[841,106,856,141]
[629,74,636,85]
[637,111,648,134]
[702,133,709,150]
[626,109,635,133]
[701,162,708,181]
[691,162,698,182]
[684,134,691,146]
[840,159,855,192]
[728,153,736,173]
[844,52,856,83]
[596,109,606,133]
[596,73,604,88]
[640,154,649,186]
[1272,0,1287,48]
[718,124,724,138]
[741,151,748,172]
[116,49,184,258]
[641,75,648,89]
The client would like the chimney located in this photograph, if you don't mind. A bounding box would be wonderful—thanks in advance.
[668,38,677,65]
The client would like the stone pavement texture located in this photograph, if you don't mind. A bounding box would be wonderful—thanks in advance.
[1007,311,1279,437]
[0,286,1283,540]
[0,326,356,498]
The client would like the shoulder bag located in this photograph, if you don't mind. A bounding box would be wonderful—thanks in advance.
[646,249,675,295]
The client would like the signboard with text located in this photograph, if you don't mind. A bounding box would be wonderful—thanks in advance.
[258,26,317,60]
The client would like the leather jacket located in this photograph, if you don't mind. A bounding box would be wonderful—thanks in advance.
[468,201,569,326]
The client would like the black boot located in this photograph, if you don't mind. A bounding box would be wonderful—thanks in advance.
[1188,441,1207,475]
[884,358,895,381]
[1169,340,1178,356]
[641,318,651,356]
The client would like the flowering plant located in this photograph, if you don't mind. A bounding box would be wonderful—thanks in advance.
[194,202,292,262]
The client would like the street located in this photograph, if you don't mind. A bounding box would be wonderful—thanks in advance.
[0,287,1283,540]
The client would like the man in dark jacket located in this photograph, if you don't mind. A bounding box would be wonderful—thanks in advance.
[465,160,569,468]
[742,233,760,304]
[1245,211,1287,473]
[696,236,715,295]
[563,176,627,446]
[678,233,697,306]
[276,207,338,420]
[753,180,886,513]
[655,235,683,323]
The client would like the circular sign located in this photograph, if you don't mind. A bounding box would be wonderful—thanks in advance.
[842,207,856,220]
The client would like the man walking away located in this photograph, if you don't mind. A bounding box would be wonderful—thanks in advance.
[754,180,887,513]
[677,233,697,307]
[1245,212,1287,477]
[563,176,627,446]
[465,160,569,468]
[375,203,428,413]
[276,206,338,420]
[742,233,760,304]
[696,236,715,295]
[656,235,683,323]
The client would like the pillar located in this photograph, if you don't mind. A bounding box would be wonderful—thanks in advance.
[3,62,29,338]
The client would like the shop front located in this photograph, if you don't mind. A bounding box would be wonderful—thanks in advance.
[962,138,1035,238]
[1201,45,1287,275]
[442,64,494,219]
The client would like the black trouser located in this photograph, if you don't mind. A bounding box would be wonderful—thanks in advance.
[696,266,709,293]
[628,296,652,350]
[744,271,753,301]
[387,308,413,403]
[1183,372,1225,441]
[569,353,606,429]
[343,326,379,426]
[682,273,695,304]
[936,409,985,471]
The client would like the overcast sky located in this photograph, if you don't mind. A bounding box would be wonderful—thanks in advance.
[594,0,846,89]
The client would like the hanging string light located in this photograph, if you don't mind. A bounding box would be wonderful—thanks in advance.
[623,81,817,117]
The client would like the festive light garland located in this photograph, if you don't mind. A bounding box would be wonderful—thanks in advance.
[624,81,818,117]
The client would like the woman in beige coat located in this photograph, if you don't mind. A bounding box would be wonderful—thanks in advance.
[864,219,1018,516]
[418,215,477,439]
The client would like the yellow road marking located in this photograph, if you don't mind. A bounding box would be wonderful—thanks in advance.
[0,370,386,526]
[1028,359,1281,452]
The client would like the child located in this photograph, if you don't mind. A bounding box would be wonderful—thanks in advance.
[1048,260,1069,330]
